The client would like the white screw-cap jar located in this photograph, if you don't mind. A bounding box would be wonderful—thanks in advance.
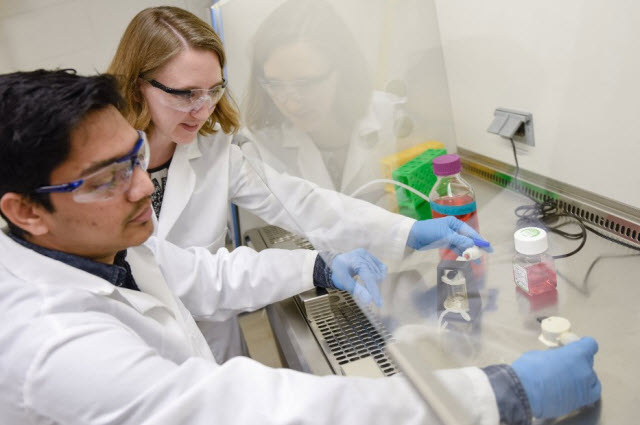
[514,227,549,255]
[512,227,557,295]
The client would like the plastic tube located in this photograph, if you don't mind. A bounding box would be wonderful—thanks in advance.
[349,178,430,203]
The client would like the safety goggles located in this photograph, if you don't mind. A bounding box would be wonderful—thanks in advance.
[141,76,227,113]
[34,130,150,203]
[258,70,334,101]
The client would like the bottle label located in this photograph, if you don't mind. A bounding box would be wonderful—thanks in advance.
[430,201,477,216]
[513,264,529,292]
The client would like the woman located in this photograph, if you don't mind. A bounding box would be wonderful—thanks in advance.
[107,6,486,363]
[242,0,408,207]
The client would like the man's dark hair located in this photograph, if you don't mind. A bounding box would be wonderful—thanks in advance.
[0,69,123,236]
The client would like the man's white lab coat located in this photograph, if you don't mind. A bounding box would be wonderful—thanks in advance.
[0,230,500,425]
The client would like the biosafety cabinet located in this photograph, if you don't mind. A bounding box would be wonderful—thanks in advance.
[215,1,640,423]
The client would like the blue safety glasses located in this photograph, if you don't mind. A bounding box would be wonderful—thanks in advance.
[34,130,150,203]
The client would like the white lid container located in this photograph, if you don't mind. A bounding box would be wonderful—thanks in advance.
[538,316,572,347]
[514,227,548,255]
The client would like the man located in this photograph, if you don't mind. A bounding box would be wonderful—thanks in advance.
[0,69,600,425]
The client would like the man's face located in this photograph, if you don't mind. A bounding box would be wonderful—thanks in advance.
[31,106,154,263]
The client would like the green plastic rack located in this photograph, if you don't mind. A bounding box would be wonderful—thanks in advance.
[392,148,447,220]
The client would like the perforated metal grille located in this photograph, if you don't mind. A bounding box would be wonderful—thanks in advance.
[260,225,314,249]
[258,225,398,376]
[304,291,398,376]
[460,157,640,248]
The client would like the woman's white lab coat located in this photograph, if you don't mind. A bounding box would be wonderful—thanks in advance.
[152,125,415,362]
[0,230,500,425]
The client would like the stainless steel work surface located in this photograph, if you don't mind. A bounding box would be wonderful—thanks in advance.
[377,174,639,424]
[265,173,639,424]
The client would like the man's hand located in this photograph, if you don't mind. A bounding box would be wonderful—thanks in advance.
[329,249,387,307]
[512,337,602,418]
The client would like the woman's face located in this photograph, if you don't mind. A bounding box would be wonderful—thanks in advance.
[262,41,337,133]
[141,48,223,145]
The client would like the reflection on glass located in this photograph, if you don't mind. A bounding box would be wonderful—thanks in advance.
[515,287,559,316]
[243,0,405,208]
[433,259,483,361]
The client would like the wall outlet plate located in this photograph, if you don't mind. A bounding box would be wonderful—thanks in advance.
[487,108,535,147]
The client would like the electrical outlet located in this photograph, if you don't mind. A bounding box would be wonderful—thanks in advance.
[487,108,535,147]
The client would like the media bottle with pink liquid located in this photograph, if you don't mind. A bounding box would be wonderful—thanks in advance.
[512,227,557,296]
[429,154,480,262]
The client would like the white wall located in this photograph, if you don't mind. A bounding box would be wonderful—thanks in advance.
[2,0,638,212]
[434,0,640,209]
[0,0,213,74]
[221,0,456,150]
[0,0,214,229]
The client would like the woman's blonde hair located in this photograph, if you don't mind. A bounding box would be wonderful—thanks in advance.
[107,6,239,135]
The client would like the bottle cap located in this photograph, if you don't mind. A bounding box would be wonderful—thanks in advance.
[514,227,548,255]
[538,316,574,347]
[472,238,491,248]
[458,246,482,261]
[432,154,461,176]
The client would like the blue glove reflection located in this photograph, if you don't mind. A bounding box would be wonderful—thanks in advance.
[329,249,387,307]
[512,337,602,419]
[406,216,492,255]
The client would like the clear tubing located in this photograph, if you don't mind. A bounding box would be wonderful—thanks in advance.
[350,178,431,203]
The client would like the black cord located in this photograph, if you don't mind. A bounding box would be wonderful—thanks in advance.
[583,223,640,251]
[509,138,640,259]
[510,136,520,183]
[508,138,640,257]
[582,253,640,286]
[514,199,588,259]
[509,138,587,258]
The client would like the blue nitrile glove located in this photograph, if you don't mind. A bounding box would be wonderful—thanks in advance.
[512,337,602,419]
[328,249,387,307]
[406,216,492,255]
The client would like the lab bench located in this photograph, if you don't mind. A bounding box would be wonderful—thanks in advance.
[245,171,640,424]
